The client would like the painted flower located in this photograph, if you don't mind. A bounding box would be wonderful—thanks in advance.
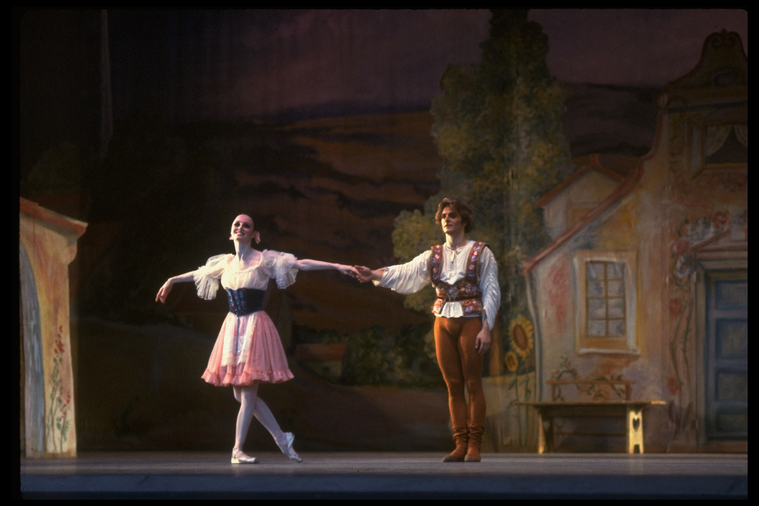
[676,219,691,238]
[667,376,681,395]
[505,351,519,373]
[674,254,695,280]
[711,211,730,229]
[671,238,690,258]
[508,315,534,360]
[669,299,683,317]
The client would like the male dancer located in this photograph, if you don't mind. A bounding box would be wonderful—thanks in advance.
[356,198,500,462]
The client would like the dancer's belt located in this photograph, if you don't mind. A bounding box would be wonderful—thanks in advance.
[226,288,266,316]
[436,294,480,302]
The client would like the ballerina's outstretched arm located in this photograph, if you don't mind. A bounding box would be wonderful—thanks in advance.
[295,259,358,278]
[155,272,195,303]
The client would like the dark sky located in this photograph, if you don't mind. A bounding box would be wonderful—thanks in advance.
[532,9,747,87]
[106,9,747,122]
[17,9,748,176]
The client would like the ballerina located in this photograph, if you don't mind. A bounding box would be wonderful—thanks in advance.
[157,214,358,464]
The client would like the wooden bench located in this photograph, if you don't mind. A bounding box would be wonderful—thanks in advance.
[516,380,665,454]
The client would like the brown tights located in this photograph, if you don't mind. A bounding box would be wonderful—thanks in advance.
[434,316,486,428]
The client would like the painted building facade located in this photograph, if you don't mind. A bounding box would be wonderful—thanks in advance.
[522,31,747,452]
[20,197,87,457]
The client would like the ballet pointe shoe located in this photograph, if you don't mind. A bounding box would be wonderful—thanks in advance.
[276,432,302,463]
[464,424,484,462]
[231,450,258,464]
[442,426,468,462]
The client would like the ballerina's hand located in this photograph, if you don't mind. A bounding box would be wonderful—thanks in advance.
[338,265,359,277]
[156,280,173,303]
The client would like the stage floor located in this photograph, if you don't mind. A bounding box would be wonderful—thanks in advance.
[19,451,747,499]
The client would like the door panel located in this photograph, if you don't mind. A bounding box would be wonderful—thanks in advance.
[705,271,748,440]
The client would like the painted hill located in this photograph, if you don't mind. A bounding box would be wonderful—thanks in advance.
[27,83,660,335]
[215,82,659,334]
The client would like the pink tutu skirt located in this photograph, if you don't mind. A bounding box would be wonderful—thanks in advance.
[201,310,294,386]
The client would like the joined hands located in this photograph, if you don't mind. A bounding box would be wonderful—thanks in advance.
[353,265,375,283]
[339,264,374,282]
[338,264,360,278]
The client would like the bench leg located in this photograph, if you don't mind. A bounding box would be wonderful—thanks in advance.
[537,412,546,453]
[537,411,555,453]
[627,406,644,454]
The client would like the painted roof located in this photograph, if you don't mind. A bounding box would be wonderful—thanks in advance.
[522,163,643,274]
[535,154,626,209]
[656,30,747,109]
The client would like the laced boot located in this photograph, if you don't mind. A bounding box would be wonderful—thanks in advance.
[442,426,468,462]
[464,424,484,462]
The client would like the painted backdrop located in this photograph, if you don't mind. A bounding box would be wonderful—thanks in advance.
[16,9,747,453]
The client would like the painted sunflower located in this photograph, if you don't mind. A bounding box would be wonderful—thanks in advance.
[505,351,519,373]
[508,315,534,360]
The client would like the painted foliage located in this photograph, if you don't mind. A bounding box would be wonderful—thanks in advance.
[391,10,571,450]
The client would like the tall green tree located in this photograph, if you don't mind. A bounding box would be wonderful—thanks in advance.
[393,9,573,350]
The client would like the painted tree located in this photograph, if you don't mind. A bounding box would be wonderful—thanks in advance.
[392,9,573,370]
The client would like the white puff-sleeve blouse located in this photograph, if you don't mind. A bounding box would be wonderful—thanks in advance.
[192,250,299,301]
[375,240,500,330]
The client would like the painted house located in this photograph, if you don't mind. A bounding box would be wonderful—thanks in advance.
[522,30,747,453]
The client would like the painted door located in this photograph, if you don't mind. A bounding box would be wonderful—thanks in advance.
[705,270,747,440]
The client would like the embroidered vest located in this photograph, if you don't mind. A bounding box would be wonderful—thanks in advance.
[429,241,488,317]
[226,288,266,316]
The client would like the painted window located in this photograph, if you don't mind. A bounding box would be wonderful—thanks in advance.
[586,261,626,337]
[574,251,638,354]
[689,120,747,177]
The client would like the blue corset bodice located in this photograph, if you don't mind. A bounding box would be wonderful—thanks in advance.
[226,288,266,316]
